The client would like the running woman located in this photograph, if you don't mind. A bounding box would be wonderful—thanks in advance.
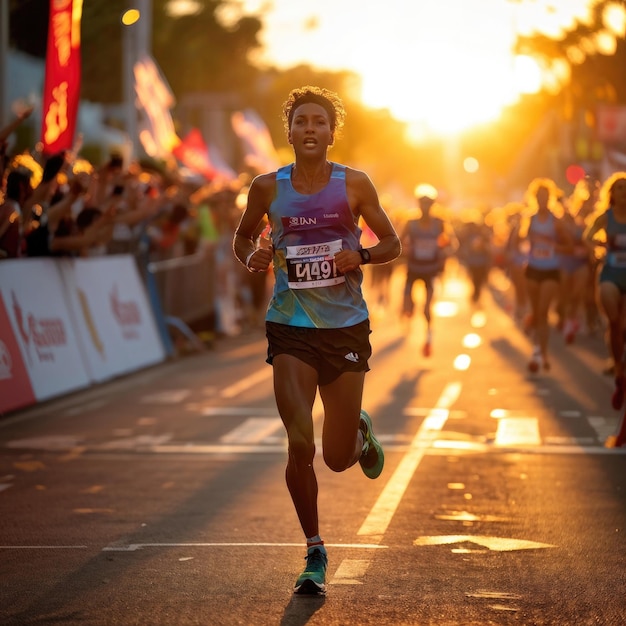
[583,172,626,409]
[233,86,401,594]
[512,178,572,372]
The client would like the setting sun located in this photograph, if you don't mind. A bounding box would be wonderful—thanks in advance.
[238,0,620,137]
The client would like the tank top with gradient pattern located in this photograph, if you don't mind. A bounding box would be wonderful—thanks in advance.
[605,208,626,269]
[265,163,368,328]
[527,212,559,271]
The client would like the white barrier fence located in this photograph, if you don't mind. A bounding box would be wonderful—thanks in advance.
[0,255,167,414]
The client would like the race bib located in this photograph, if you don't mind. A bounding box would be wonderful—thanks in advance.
[531,244,554,259]
[413,239,438,261]
[286,239,345,289]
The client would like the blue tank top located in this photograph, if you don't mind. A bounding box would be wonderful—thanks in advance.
[605,208,626,269]
[406,217,443,275]
[265,163,369,328]
[527,213,559,271]
[558,218,587,270]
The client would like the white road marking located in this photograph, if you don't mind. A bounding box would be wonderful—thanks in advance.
[6,435,84,450]
[543,436,596,446]
[413,535,556,551]
[588,416,617,442]
[146,444,287,454]
[454,354,471,371]
[0,545,88,549]
[495,417,541,446]
[220,368,273,398]
[141,390,191,404]
[219,418,283,444]
[470,311,487,328]
[357,382,462,540]
[330,559,370,585]
[97,435,173,450]
[102,542,387,552]
[64,399,108,416]
[465,591,522,600]
[202,407,277,416]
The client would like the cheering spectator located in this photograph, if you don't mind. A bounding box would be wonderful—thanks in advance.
[0,169,32,259]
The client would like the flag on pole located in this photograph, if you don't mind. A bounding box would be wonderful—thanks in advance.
[231,109,280,173]
[173,128,237,182]
[172,128,217,181]
[41,0,83,154]
[133,55,180,158]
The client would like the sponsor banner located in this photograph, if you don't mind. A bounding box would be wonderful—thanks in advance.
[59,256,166,381]
[0,259,91,401]
[41,0,83,154]
[0,293,37,414]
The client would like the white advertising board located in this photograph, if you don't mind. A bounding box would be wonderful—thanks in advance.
[59,256,166,382]
[0,259,91,402]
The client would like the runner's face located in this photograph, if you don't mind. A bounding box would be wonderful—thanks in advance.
[288,103,334,155]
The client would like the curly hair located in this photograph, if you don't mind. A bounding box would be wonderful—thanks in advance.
[282,86,346,136]
[524,177,563,214]
[597,171,626,212]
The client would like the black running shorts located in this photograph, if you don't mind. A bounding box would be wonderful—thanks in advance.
[524,265,561,282]
[266,320,372,386]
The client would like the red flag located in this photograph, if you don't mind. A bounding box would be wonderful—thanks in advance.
[173,128,218,181]
[41,0,82,154]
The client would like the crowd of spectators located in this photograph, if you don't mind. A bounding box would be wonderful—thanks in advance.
[0,107,271,338]
[2,109,217,262]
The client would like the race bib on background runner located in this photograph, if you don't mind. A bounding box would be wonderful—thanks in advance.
[286,239,345,289]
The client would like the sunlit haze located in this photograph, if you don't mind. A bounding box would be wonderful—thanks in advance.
[228,0,623,137]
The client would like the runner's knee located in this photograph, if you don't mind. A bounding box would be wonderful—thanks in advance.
[287,431,316,467]
[322,447,353,473]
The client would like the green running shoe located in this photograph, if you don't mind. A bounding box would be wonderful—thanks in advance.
[294,548,327,595]
[359,409,384,479]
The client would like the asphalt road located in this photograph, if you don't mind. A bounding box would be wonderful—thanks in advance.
[1,267,625,626]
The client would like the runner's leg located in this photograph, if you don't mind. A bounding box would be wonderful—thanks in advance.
[318,370,366,472]
[272,353,320,539]
[536,278,559,365]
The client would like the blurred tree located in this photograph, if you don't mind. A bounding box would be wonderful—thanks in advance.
[508,0,626,186]
[8,0,48,58]
[80,0,126,103]
[9,0,263,104]
[151,0,262,97]
[514,0,626,107]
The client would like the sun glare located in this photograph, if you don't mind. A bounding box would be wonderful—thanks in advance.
[242,0,611,137]
[513,55,543,94]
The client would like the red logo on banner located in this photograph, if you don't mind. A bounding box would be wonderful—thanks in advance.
[110,285,141,340]
[41,0,83,154]
[0,294,36,414]
[11,291,68,365]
